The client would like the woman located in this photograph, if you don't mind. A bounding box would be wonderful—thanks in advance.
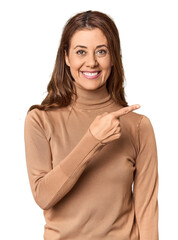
[24,10,159,240]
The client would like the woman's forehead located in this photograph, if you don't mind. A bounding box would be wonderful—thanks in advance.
[70,28,108,48]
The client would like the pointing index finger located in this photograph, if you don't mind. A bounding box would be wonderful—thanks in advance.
[112,104,141,118]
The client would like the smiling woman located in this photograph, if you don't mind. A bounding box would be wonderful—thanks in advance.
[64,28,113,90]
[26,10,127,111]
[24,10,159,240]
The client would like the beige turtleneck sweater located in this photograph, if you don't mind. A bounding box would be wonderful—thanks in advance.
[24,81,159,240]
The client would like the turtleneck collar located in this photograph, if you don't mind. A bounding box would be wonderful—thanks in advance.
[71,81,115,110]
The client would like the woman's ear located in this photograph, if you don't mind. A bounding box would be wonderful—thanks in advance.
[64,50,70,67]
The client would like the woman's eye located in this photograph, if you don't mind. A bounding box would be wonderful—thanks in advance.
[76,49,107,56]
[76,50,85,55]
[97,49,107,56]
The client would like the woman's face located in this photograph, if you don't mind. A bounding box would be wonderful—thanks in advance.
[65,28,113,90]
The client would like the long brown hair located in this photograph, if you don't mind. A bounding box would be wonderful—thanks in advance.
[27,10,128,113]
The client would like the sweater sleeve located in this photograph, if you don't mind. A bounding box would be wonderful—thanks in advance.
[133,115,159,240]
[24,109,106,210]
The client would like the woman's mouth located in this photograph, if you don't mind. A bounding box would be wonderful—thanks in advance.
[81,71,101,79]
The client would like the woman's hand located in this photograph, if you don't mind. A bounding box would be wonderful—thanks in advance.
[89,104,141,144]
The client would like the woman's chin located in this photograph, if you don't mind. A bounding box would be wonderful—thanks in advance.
[74,79,106,90]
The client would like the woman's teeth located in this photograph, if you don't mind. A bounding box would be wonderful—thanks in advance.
[82,72,100,76]
[81,71,102,79]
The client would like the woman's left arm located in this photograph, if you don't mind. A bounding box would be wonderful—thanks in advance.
[133,115,159,240]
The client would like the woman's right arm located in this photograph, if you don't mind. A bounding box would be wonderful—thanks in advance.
[24,104,139,210]
[24,110,106,210]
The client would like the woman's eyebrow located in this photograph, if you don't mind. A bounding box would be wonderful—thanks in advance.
[74,44,108,49]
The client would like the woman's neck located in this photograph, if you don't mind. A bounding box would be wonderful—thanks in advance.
[71,81,115,110]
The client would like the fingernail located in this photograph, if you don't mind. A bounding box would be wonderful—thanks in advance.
[136,104,141,108]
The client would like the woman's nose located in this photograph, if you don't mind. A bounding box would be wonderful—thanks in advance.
[85,53,98,67]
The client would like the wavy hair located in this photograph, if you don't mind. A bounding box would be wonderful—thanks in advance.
[27,10,128,113]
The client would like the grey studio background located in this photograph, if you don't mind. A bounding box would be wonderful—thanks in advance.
[0,0,177,239]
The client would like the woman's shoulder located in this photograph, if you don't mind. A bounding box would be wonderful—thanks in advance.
[24,106,70,140]
[109,103,153,132]
[109,103,146,125]
[25,105,71,120]
[120,109,155,139]
[24,108,48,134]
[25,105,72,132]
[25,108,46,124]
[122,109,152,127]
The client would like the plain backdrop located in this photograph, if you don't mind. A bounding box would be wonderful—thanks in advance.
[0,0,177,239]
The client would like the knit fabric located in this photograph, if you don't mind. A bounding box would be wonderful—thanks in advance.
[24,81,159,240]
